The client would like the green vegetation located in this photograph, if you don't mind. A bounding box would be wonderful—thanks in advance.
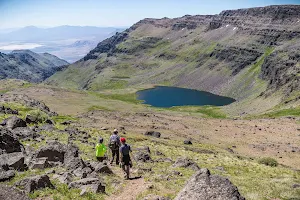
[89,91,142,104]
[260,107,300,118]
[166,105,227,118]
[258,157,278,167]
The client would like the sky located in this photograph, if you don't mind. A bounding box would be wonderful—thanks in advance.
[0,0,300,29]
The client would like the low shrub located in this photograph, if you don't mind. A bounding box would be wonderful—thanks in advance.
[258,157,278,167]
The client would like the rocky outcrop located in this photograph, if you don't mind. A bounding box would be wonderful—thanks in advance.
[0,152,26,171]
[0,185,30,200]
[0,127,24,154]
[210,46,262,75]
[172,158,200,171]
[0,170,15,182]
[0,50,68,83]
[2,116,27,130]
[83,31,128,60]
[175,168,245,200]
[144,131,161,138]
[15,175,54,193]
[0,94,57,116]
[68,178,105,194]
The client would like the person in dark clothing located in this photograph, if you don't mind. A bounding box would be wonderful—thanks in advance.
[120,137,132,180]
[109,129,121,165]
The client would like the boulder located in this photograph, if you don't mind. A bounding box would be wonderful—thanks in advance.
[174,168,245,200]
[4,116,27,130]
[184,140,193,145]
[55,172,73,184]
[73,167,93,178]
[0,128,24,154]
[25,115,41,124]
[94,163,113,174]
[0,170,15,182]
[35,142,66,163]
[0,152,26,171]
[15,175,54,193]
[36,124,55,132]
[134,151,152,162]
[11,127,40,140]
[29,157,50,169]
[64,144,85,170]
[68,178,105,194]
[0,185,30,200]
[144,131,161,138]
[172,158,200,171]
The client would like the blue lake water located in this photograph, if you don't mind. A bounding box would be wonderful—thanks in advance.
[136,86,235,108]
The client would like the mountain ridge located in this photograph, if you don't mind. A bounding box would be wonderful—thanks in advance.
[0,50,69,82]
[47,5,300,115]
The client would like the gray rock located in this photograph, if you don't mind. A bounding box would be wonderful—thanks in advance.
[94,163,113,174]
[0,170,15,182]
[174,168,245,200]
[55,172,73,184]
[68,178,105,194]
[0,152,26,171]
[0,127,24,154]
[4,116,27,130]
[35,144,65,163]
[184,140,193,145]
[25,114,41,124]
[11,127,40,140]
[292,183,300,188]
[155,158,174,163]
[134,151,152,162]
[15,175,54,193]
[30,157,50,169]
[0,185,30,200]
[172,158,200,171]
[144,131,161,138]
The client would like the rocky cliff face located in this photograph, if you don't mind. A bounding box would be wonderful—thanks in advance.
[0,50,69,82]
[48,5,300,112]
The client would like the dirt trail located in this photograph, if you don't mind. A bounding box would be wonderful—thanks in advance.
[106,176,148,200]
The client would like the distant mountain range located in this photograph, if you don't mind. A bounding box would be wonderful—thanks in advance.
[0,26,122,42]
[0,26,125,62]
[0,50,68,82]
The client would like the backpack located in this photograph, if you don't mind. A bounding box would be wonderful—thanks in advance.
[109,139,119,150]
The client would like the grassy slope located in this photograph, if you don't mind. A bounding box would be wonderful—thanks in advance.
[47,22,291,116]
[1,99,299,200]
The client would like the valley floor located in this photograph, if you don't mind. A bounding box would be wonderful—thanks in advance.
[1,81,300,200]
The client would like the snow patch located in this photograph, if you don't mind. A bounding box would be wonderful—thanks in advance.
[226,24,229,27]
[297,20,300,23]
[182,28,185,30]
[233,27,237,31]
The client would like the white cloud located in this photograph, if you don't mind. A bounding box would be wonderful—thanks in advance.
[0,43,43,50]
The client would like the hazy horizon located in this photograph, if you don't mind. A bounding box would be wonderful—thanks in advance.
[1,0,299,29]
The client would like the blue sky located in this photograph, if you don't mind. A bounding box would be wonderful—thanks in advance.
[0,0,299,28]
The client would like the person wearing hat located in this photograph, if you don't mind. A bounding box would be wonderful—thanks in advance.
[120,137,132,180]
[109,129,121,165]
[95,137,107,162]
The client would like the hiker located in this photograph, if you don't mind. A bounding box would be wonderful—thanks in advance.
[95,137,107,162]
[120,137,132,180]
[109,129,121,165]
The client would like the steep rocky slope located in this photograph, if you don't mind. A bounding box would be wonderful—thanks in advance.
[0,50,68,82]
[48,5,300,114]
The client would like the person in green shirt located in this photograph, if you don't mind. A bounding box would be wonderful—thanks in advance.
[95,137,107,162]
